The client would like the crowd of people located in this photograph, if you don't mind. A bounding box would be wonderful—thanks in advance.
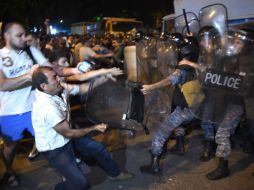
[0,22,134,189]
[0,20,253,190]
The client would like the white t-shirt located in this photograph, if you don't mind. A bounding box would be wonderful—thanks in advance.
[0,46,47,116]
[32,87,79,152]
[79,46,96,62]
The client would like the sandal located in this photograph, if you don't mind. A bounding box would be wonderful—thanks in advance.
[0,172,20,187]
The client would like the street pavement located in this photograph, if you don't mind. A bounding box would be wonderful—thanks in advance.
[1,123,254,190]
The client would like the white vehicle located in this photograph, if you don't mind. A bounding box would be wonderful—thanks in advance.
[162,0,254,34]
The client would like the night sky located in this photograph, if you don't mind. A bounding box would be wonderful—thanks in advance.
[0,0,174,29]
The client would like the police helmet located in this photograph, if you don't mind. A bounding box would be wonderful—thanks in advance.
[179,42,199,62]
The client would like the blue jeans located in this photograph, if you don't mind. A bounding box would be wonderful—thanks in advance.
[41,136,121,190]
[73,136,120,177]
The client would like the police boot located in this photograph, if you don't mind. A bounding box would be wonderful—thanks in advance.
[206,157,230,180]
[170,135,185,156]
[200,140,216,162]
[140,155,161,175]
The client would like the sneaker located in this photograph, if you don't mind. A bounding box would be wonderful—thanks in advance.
[109,172,134,181]
[27,151,40,161]
[75,158,82,164]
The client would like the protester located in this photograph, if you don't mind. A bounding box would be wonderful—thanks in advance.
[32,66,134,189]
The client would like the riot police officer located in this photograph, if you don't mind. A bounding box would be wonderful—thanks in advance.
[139,39,199,174]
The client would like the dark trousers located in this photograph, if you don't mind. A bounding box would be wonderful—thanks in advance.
[41,136,121,190]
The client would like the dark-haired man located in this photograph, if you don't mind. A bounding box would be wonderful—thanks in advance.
[26,32,41,50]
[0,22,48,187]
[0,22,81,187]
[32,66,133,189]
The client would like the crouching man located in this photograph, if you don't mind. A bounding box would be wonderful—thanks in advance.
[31,66,133,190]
